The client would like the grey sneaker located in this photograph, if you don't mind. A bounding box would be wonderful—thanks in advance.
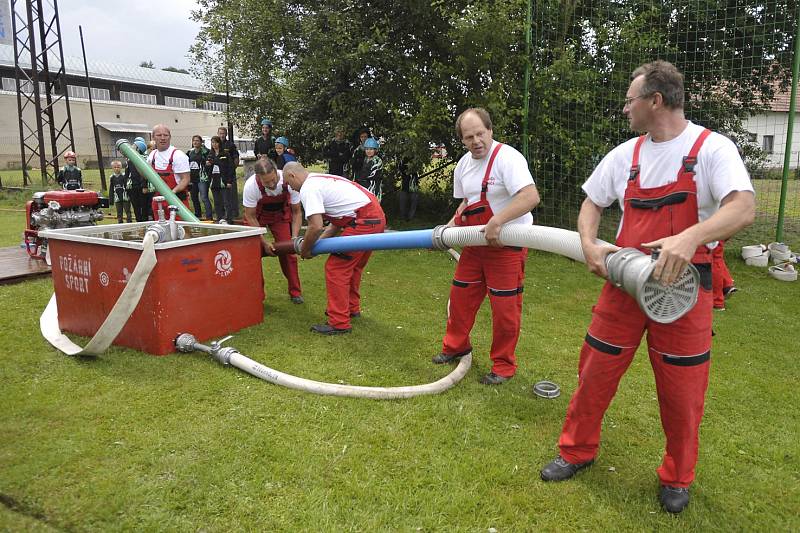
[540,455,595,482]
[291,296,304,304]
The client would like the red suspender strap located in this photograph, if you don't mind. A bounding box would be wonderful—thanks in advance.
[679,128,712,178]
[168,148,176,166]
[629,135,647,181]
[479,143,504,202]
[255,174,266,196]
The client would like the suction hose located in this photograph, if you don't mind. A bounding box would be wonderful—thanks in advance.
[175,333,472,400]
[276,224,699,323]
[116,139,200,223]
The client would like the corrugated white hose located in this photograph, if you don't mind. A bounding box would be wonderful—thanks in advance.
[175,334,472,399]
[437,224,597,261]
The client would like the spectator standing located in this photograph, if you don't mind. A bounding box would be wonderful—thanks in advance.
[274,136,297,170]
[217,127,240,219]
[323,128,352,176]
[188,135,213,220]
[125,138,150,221]
[355,137,383,201]
[109,160,132,223]
[350,127,371,180]
[254,118,277,161]
[397,154,420,221]
[206,136,235,222]
[57,151,82,190]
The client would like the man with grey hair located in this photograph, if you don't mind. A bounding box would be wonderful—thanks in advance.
[147,124,191,219]
[540,60,755,514]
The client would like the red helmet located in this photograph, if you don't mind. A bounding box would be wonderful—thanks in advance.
[64,151,77,159]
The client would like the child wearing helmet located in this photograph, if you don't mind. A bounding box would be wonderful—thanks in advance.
[355,137,383,201]
[57,151,83,190]
[273,136,297,170]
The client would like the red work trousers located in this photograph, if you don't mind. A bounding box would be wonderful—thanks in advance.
[712,241,734,308]
[558,282,713,488]
[442,246,527,378]
[325,220,386,329]
[266,220,302,298]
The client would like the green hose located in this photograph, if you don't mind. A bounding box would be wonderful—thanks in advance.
[115,139,200,223]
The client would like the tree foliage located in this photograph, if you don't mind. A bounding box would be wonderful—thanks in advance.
[190,0,797,222]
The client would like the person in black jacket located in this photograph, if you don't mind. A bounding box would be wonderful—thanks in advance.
[254,118,277,161]
[125,139,150,221]
[206,136,235,222]
[323,128,352,177]
[187,135,213,219]
[109,160,132,223]
[57,151,83,190]
[350,127,371,181]
[217,126,240,219]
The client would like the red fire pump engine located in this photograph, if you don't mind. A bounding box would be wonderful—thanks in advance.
[24,189,109,260]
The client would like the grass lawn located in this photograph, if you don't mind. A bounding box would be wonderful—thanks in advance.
[0,181,798,531]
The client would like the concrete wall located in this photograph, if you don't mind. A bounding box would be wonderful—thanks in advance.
[0,91,230,168]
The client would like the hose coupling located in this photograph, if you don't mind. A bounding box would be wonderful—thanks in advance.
[431,225,449,251]
[293,236,304,254]
[174,333,198,352]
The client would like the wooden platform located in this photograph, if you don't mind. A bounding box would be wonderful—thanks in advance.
[0,246,51,285]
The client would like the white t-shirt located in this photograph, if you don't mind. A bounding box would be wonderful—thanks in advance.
[242,170,300,208]
[453,140,535,225]
[583,122,754,230]
[148,146,191,174]
[299,174,371,219]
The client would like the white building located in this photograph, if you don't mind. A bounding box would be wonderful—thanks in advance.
[742,88,800,169]
[0,44,243,169]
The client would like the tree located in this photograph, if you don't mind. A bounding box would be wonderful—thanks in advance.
[191,0,797,222]
[139,60,155,69]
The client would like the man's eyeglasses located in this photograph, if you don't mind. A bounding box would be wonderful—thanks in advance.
[624,94,653,106]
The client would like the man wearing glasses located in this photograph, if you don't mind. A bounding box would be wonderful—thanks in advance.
[540,61,755,513]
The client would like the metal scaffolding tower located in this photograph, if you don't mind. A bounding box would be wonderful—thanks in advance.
[10,0,74,187]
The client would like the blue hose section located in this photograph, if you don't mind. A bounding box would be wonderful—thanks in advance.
[311,229,435,255]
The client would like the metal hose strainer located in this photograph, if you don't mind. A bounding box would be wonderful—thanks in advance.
[606,248,700,324]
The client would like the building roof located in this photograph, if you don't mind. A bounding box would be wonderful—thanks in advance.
[0,44,209,93]
[771,85,799,113]
[96,122,151,133]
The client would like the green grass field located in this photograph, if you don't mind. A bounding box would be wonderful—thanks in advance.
[0,178,798,531]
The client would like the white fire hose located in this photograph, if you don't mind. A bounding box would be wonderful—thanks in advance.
[174,334,472,399]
